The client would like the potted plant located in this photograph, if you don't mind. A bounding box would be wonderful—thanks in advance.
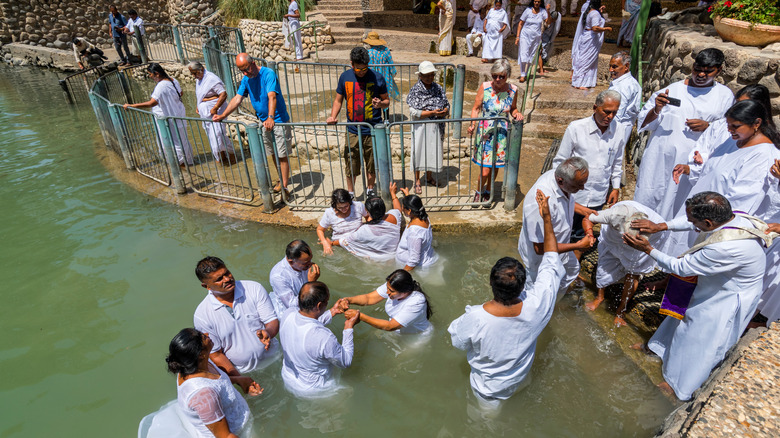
[709,0,780,47]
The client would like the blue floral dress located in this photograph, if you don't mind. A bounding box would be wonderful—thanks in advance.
[472,81,517,168]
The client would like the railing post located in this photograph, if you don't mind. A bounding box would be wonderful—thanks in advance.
[172,25,186,64]
[118,71,132,103]
[59,80,73,104]
[155,117,187,194]
[134,32,148,64]
[267,60,278,77]
[372,124,393,206]
[504,119,523,211]
[246,124,275,213]
[108,104,135,170]
[236,30,246,53]
[452,64,466,139]
[221,52,237,96]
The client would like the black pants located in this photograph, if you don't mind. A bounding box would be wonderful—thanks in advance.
[113,35,131,62]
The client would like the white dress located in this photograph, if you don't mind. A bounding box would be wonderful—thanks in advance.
[647,215,766,400]
[278,308,354,397]
[319,202,367,241]
[571,10,604,89]
[152,78,194,165]
[686,118,729,183]
[482,8,510,59]
[396,223,439,268]
[633,80,734,220]
[376,282,432,334]
[448,252,565,400]
[176,360,251,438]
[409,113,444,174]
[516,8,548,77]
[340,209,402,261]
[195,70,233,161]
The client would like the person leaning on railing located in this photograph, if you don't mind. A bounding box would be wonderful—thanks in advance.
[71,37,107,70]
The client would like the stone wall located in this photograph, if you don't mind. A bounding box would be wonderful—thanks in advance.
[641,7,780,123]
[0,0,218,48]
[239,19,334,62]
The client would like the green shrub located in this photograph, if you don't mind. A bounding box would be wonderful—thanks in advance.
[709,0,780,26]
[219,0,310,25]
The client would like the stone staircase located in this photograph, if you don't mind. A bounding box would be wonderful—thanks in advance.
[314,0,371,50]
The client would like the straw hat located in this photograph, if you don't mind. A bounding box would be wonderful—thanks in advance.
[363,31,387,46]
[415,61,437,75]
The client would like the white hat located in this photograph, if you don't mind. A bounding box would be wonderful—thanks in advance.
[415,61,437,75]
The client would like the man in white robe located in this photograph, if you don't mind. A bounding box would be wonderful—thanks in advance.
[553,89,625,240]
[518,157,595,300]
[625,192,768,400]
[279,281,358,397]
[468,0,488,28]
[607,51,641,145]
[450,189,565,410]
[192,256,280,375]
[634,48,734,220]
[189,61,235,163]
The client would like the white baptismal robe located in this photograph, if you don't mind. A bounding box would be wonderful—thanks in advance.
[686,118,729,183]
[666,140,780,256]
[448,252,564,400]
[151,78,194,165]
[268,257,332,324]
[647,215,766,401]
[340,209,402,261]
[552,116,626,207]
[608,72,641,143]
[634,80,734,220]
[517,170,579,300]
[279,308,354,397]
[195,70,232,160]
[482,8,510,59]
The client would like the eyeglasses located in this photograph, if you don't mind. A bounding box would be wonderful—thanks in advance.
[353,66,369,73]
[238,63,254,73]
[492,74,506,80]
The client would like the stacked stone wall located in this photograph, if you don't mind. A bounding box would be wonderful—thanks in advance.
[239,19,334,62]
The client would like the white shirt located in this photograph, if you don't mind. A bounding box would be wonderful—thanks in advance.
[647,215,766,400]
[279,308,354,397]
[193,281,279,373]
[151,78,186,118]
[376,282,431,334]
[269,257,332,324]
[126,16,145,35]
[448,252,565,400]
[319,202,368,241]
[288,1,300,24]
[396,224,439,268]
[340,209,402,261]
[552,116,626,207]
[686,118,729,184]
[518,170,575,282]
[609,72,641,126]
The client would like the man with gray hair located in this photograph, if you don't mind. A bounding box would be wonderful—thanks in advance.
[607,51,641,145]
[518,157,595,301]
[188,61,234,163]
[625,191,769,400]
[552,89,625,241]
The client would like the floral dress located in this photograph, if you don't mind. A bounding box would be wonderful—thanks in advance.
[472,81,517,168]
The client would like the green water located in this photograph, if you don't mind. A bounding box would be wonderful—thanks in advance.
[0,65,673,437]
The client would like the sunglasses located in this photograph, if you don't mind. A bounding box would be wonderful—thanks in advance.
[492,74,506,80]
[353,66,369,73]
[238,63,254,73]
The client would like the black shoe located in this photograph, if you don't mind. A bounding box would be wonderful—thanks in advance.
[471,190,481,208]
[481,191,491,209]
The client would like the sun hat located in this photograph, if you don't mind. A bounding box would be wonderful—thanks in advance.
[415,61,437,75]
[363,31,387,46]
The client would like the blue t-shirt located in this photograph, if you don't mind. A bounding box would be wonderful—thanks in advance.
[108,13,127,38]
[336,69,388,135]
[236,67,290,123]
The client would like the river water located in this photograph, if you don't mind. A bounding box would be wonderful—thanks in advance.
[0,64,673,437]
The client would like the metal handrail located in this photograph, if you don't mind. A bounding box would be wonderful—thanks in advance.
[286,20,327,61]
[520,43,542,114]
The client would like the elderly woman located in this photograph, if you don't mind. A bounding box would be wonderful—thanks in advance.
[188,61,235,164]
[317,188,370,255]
[338,269,433,334]
[571,0,611,89]
[397,190,439,271]
[166,328,261,438]
[331,182,404,261]
[124,63,194,166]
[467,59,524,206]
[436,0,456,56]
[407,61,450,194]
[514,0,552,82]
[481,0,510,63]
[365,32,400,101]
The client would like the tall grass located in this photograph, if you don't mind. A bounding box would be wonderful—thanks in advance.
[219,0,310,25]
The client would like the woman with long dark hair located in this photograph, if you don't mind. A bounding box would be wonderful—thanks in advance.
[396,190,439,270]
[316,188,370,255]
[338,269,433,334]
[124,63,194,166]
[571,0,611,89]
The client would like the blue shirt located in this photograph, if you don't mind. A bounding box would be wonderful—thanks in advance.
[336,69,387,135]
[108,13,127,38]
[236,67,290,123]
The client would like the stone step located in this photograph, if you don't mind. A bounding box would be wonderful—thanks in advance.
[522,107,585,126]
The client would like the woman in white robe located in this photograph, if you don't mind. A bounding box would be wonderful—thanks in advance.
[124,63,194,166]
[482,0,510,63]
[189,62,235,163]
[514,0,551,82]
[571,0,611,89]
[437,0,456,56]
[331,187,403,261]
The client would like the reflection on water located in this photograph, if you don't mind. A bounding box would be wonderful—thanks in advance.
[0,65,673,437]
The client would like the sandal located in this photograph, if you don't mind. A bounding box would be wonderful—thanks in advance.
[272,181,282,193]
[414,181,422,194]
[471,190,481,208]
[426,177,437,187]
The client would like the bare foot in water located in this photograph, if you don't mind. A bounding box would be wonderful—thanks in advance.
[630,342,655,356]
[657,381,676,398]
[614,315,628,327]
[585,297,603,311]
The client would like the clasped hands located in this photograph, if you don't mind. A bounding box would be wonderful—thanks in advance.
[335,298,361,323]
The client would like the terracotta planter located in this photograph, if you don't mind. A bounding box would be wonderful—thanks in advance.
[713,16,780,47]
